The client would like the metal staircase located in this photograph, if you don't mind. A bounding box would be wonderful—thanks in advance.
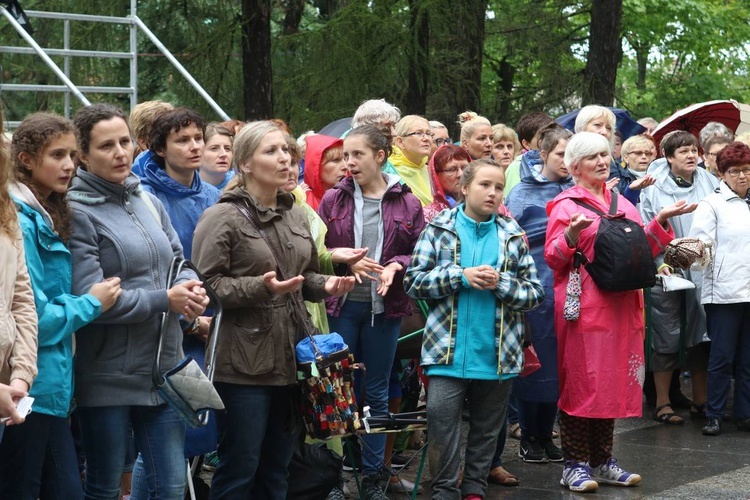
[0,0,229,128]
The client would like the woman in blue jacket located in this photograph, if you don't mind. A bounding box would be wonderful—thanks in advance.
[405,159,544,500]
[505,126,573,463]
[0,113,122,499]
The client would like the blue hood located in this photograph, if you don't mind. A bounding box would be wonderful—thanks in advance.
[518,150,547,184]
[138,154,220,259]
[131,149,152,178]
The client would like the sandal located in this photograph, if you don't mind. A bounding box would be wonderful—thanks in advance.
[653,403,684,425]
[508,422,522,440]
[488,466,519,487]
[690,403,707,419]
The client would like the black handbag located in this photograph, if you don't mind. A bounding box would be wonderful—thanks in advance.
[152,258,224,428]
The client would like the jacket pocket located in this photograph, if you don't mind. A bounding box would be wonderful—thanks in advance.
[230,307,276,376]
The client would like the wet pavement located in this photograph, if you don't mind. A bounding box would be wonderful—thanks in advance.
[375,384,750,499]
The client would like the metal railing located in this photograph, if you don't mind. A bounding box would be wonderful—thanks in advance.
[0,1,229,127]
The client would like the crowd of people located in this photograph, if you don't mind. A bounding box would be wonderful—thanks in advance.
[0,96,749,500]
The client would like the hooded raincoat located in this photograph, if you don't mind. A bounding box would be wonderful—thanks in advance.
[505,151,574,402]
[389,146,433,206]
[639,158,717,353]
[545,185,674,418]
[139,155,220,259]
[303,134,343,210]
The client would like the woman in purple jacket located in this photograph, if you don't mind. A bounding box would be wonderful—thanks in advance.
[318,125,425,499]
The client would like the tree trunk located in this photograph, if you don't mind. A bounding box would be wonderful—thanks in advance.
[635,47,648,91]
[582,0,623,105]
[494,56,515,122]
[242,0,273,120]
[404,0,429,115]
[282,0,306,35]
[433,0,487,134]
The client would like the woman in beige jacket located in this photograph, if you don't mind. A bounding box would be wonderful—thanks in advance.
[0,119,37,427]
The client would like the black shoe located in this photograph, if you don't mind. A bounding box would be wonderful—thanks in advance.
[541,438,563,462]
[518,437,548,463]
[389,452,408,470]
[670,391,693,410]
[737,418,750,432]
[342,437,362,472]
[362,474,388,500]
[702,418,721,436]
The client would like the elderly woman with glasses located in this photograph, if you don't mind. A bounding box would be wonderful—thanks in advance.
[689,141,750,437]
[429,120,452,158]
[390,115,435,206]
[621,134,656,178]
[639,131,718,427]
[423,145,473,222]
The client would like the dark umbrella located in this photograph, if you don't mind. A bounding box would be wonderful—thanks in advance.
[556,107,646,140]
[651,99,750,150]
[318,117,353,138]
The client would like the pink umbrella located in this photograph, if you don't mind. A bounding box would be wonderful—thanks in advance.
[651,99,750,151]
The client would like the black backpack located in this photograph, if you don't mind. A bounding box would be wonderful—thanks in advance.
[573,194,657,292]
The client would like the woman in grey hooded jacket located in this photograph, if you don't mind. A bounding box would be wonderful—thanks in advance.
[68,104,209,500]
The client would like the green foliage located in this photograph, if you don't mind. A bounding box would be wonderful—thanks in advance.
[1,0,749,131]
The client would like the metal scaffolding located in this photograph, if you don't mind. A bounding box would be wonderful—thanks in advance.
[0,0,230,127]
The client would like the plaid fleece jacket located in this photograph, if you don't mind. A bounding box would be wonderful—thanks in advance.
[404,207,544,375]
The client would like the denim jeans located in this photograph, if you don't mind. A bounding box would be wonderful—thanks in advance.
[209,383,299,500]
[705,303,750,420]
[328,300,402,476]
[78,404,186,500]
[0,412,83,499]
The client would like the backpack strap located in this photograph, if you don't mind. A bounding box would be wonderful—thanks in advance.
[571,190,618,217]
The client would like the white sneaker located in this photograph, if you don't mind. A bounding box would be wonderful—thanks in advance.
[384,477,424,494]
[560,462,599,492]
[590,458,641,486]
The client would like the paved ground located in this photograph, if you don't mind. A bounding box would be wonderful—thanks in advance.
[196,380,749,499]
[363,380,750,499]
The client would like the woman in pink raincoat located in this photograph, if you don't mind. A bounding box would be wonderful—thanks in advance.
[544,132,696,493]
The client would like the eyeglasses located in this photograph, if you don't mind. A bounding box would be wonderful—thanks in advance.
[434,138,453,147]
[403,130,434,139]
[627,150,654,157]
[705,152,719,158]
[726,167,750,177]
[437,167,462,175]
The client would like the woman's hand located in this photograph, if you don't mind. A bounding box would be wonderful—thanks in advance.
[629,174,656,191]
[263,271,304,295]
[463,265,500,290]
[565,213,594,247]
[655,200,698,227]
[350,257,384,283]
[657,265,672,277]
[0,383,27,425]
[88,277,122,313]
[168,279,207,318]
[325,276,356,297]
[376,262,403,296]
[330,247,368,265]
[606,178,619,191]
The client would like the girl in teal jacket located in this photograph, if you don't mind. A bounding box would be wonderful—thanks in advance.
[405,159,544,500]
[0,113,121,499]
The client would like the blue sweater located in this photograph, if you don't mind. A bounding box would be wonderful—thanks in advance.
[427,207,508,380]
